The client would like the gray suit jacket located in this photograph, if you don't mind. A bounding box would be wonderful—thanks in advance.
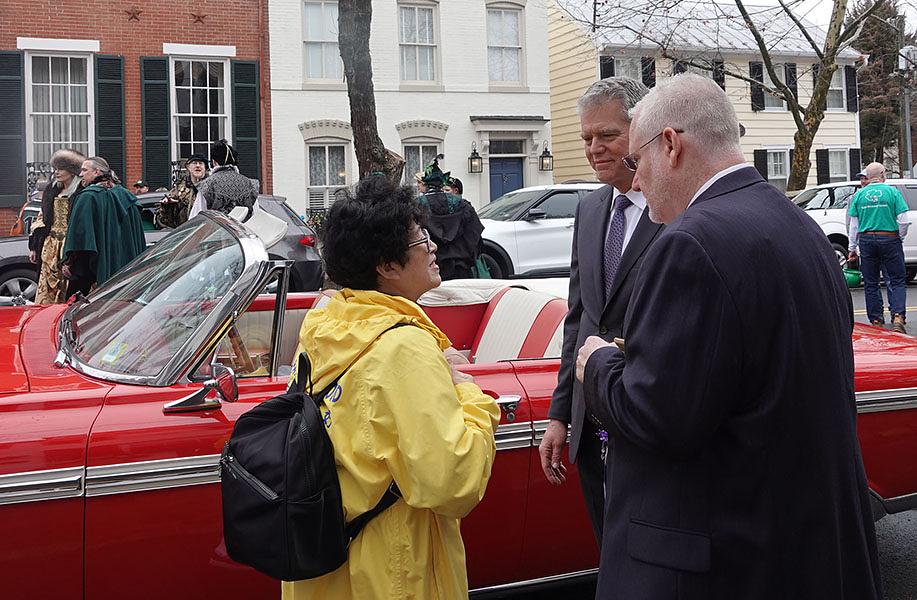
[548,185,664,462]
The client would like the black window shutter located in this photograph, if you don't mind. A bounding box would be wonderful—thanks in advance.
[713,59,725,90]
[815,148,830,184]
[749,62,764,111]
[641,57,655,88]
[673,60,687,74]
[599,56,614,79]
[753,149,768,178]
[848,148,862,177]
[95,55,125,182]
[0,51,25,208]
[141,57,171,190]
[785,63,797,101]
[232,60,261,185]
[845,65,858,112]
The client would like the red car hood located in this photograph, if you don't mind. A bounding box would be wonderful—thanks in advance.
[853,323,917,391]
[0,306,45,394]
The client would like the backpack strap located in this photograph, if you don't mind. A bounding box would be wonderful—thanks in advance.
[344,482,402,545]
[290,352,314,396]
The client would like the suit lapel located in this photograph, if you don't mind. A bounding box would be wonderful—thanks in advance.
[603,208,663,313]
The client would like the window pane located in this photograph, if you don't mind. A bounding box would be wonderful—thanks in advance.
[209,61,224,87]
[177,88,191,113]
[210,117,221,141]
[615,57,642,80]
[52,115,67,142]
[73,115,89,143]
[69,58,87,84]
[422,145,438,164]
[305,3,324,40]
[830,69,843,87]
[323,2,338,42]
[487,10,501,45]
[404,146,420,182]
[179,143,193,159]
[329,146,345,185]
[488,48,502,80]
[174,61,190,87]
[504,49,520,82]
[419,8,434,44]
[192,89,207,114]
[401,7,416,43]
[418,47,434,81]
[306,43,323,78]
[504,11,520,45]
[193,117,208,141]
[52,85,68,112]
[402,46,417,80]
[32,56,50,83]
[32,85,50,112]
[827,89,844,109]
[178,116,192,142]
[309,146,328,185]
[324,43,342,79]
[193,143,208,158]
[33,115,51,142]
[538,193,578,218]
[192,61,207,87]
[70,86,87,112]
[51,57,68,84]
[829,150,847,177]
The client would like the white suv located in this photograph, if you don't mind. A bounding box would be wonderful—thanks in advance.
[794,179,917,279]
[477,182,603,278]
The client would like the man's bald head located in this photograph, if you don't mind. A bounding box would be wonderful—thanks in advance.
[864,162,886,181]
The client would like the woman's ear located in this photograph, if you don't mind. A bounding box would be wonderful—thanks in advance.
[376,260,402,283]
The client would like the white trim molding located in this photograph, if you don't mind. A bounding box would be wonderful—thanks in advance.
[17,37,100,52]
[299,119,353,142]
[395,119,449,141]
[162,43,237,58]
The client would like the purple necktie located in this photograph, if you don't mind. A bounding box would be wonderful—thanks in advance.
[604,194,632,301]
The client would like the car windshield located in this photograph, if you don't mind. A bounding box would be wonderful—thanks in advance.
[67,216,245,378]
[477,190,544,220]
[794,188,831,210]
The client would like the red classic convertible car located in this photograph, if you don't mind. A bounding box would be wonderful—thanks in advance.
[1,212,915,599]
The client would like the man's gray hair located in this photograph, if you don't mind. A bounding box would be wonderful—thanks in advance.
[630,74,741,154]
[577,76,649,120]
[86,156,121,184]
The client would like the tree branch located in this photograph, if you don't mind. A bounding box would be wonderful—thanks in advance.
[776,0,824,60]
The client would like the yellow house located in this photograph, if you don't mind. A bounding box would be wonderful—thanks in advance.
[549,0,863,191]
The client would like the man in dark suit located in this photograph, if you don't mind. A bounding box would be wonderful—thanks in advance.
[577,74,881,598]
[538,77,664,542]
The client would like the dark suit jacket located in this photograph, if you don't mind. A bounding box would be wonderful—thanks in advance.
[549,185,664,462]
[584,167,881,599]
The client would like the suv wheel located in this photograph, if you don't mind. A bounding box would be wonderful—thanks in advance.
[480,252,506,279]
[0,268,38,304]
[831,243,848,268]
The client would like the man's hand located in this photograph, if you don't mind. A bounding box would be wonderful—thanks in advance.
[576,336,613,383]
[62,264,72,279]
[848,249,858,262]
[444,346,471,367]
[28,250,37,264]
[539,419,569,485]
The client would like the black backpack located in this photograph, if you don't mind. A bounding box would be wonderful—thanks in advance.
[220,330,403,581]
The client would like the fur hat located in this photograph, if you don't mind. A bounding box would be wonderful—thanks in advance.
[49,149,85,176]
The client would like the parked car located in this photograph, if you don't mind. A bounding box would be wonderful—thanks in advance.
[794,179,917,279]
[2,211,916,598]
[478,182,603,278]
[0,193,321,304]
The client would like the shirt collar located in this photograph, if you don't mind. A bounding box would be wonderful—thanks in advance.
[687,163,749,208]
[612,187,647,211]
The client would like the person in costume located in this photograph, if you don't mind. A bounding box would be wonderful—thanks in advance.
[62,157,146,296]
[155,153,208,229]
[190,139,258,218]
[28,148,86,304]
[417,159,484,280]
[283,176,498,600]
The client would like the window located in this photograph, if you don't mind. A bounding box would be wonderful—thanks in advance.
[399,5,436,81]
[614,57,642,80]
[763,65,785,110]
[404,143,439,184]
[832,185,857,209]
[487,8,522,83]
[27,54,92,162]
[537,192,578,219]
[794,188,831,210]
[172,59,230,162]
[308,145,347,210]
[303,0,342,80]
[828,149,848,183]
[489,140,524,154]
[827,69,845,110]
[767,149,788,191]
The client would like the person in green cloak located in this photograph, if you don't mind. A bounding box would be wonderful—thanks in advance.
[416,158,485,280]
[62,157,146,297]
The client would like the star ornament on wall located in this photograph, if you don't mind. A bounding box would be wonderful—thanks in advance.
[191,12,206,24]
[125,7,142,21]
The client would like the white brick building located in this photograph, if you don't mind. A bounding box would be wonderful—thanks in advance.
[269,0,554,213]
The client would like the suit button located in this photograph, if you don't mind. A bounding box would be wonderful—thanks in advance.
[599,326,608,335]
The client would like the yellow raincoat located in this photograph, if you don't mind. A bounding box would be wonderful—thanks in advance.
[282,289,500,600]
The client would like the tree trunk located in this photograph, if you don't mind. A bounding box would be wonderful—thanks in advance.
[338,0,405,183]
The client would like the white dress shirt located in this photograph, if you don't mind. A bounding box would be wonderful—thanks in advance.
[687,163,751,208]
[606,188,648,252]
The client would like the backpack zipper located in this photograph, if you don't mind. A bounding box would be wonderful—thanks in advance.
[222,453,280,501]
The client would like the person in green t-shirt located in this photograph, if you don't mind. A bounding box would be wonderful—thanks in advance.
[847,162,911,333]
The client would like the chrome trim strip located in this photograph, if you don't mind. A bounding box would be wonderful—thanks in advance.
[0,467,84,506]
[85,454,221,498]
[856,388,917,414]
[495,422,533,451]
[470,568,598,596]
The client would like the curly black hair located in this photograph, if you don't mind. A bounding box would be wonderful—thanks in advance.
[320,176,427,290]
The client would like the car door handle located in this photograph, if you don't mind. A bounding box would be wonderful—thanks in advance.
[495,394,521,422]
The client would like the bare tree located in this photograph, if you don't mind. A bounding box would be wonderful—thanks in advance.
[564,0,889,190]
[338,0,405,183]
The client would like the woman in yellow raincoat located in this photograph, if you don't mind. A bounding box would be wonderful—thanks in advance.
[283,177,500,600]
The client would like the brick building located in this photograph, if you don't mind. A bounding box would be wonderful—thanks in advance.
[0,0,272,232]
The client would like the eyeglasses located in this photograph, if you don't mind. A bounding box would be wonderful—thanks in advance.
[622,128,684,171]
[407,228,433,253]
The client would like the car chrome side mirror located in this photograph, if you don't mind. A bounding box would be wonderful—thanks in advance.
[163,364,238,414]
[523,208,547,221]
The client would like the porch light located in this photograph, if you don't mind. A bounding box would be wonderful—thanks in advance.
[468,142,483,174]
[539,142,554,172]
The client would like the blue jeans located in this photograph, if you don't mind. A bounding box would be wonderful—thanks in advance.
[859,234,907,323]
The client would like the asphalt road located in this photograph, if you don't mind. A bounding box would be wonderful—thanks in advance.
[513,284,917,599]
